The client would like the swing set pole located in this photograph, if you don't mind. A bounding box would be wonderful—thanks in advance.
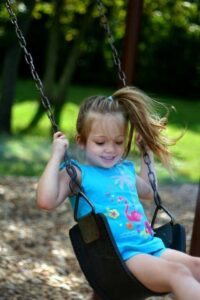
[92,293,102,300]
[190,180,200,256]
[121,0,144,86]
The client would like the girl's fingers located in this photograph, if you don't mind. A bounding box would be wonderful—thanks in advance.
[135,132,143,145]
[54,131,66,139]
[54,131,61,138]
[53,131,69,147]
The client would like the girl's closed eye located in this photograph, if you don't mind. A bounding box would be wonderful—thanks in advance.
[116,140,124,145]
[95,141,105,145]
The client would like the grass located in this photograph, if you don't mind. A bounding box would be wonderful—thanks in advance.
[0,80,199,183]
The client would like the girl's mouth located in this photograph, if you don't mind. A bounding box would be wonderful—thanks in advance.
[100,156,116,162]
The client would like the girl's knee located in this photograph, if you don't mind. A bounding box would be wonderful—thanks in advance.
[172,263,192,279]
[189,257,200,278]
[191,257,200,269]
[164,260,192,282]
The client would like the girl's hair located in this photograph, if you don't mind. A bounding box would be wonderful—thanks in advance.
[76,86,178,168]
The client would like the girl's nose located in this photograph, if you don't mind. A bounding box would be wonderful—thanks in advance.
[105,143,115,153]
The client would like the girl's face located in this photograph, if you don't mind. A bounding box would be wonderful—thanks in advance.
[78,113,126,168]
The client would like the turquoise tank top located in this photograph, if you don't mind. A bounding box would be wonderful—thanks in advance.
[67,160,165,260]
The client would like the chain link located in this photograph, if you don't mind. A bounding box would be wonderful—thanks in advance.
[5,0,59,133]
[96,0,127,87]
[139,141,162,207]
[142,147,174,225]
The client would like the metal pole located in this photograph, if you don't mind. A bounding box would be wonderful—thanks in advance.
[190,180,200,256]
[121,0,143,86]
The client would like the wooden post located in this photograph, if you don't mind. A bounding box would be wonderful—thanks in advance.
[92,293,102,300]
[121,0,144,86]
[190,181,200,256]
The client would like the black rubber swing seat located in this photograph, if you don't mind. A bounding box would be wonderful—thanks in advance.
[69,211,186,300]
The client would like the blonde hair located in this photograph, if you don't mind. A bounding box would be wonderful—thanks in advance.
[76,86,178,168]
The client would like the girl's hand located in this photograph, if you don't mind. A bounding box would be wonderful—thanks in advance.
[135,132,145,153]
[52,131,69,160]
[135,132,152,156]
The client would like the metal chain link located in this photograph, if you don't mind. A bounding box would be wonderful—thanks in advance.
[141,144,174,225]
[96,0,127,87]
[143,150,162,207]
[5,0,59,133]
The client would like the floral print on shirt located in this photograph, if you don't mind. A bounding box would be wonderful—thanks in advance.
[103,164,153,238]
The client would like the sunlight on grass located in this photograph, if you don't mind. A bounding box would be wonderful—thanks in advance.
[168,126,200,182]
[60,103,78,136]
[13,101,54,135]
[0,135,51,176]
[13,101,38,131]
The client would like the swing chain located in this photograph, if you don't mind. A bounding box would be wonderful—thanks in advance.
[96,0,127,87]
[142,147,175,224]
[141,145,162,208]
[5,0,58,133]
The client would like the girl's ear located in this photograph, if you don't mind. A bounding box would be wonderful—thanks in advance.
[76,135,85,149]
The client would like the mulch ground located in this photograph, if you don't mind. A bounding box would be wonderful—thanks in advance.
[0,176,199,300]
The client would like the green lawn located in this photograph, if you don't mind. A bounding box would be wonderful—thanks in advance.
[0,81,199,183]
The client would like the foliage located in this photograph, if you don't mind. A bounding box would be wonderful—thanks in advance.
[1,0,200,94]
[137,0,200,96]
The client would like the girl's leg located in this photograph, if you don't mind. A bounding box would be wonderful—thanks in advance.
[161,248,200,282]
[125,253,200,300]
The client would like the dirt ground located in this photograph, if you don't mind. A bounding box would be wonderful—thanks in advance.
[0,176,199,300]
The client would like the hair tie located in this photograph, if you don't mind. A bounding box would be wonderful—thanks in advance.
[108,96,113,102]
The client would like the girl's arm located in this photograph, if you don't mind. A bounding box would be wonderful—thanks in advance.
[136,174,154,200]
[36,132,80,210]
[136,135,157,200]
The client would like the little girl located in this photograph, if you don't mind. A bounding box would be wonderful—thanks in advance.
[37,86,200,299]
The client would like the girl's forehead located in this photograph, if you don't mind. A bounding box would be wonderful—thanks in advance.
[88,112,125,124]
[88,113,126,136]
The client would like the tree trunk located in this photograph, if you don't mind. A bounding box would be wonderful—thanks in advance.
[0,46,21,133]
[0,1,35,134]
[57,2,95,102]
[24,0,63,132]
[23,0,64,132]
[43,0,62,94]
[51,2,96,128]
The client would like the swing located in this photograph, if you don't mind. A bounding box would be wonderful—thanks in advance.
[5,1,186,299]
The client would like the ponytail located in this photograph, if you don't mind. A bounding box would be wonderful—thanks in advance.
[113,86,178,168]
